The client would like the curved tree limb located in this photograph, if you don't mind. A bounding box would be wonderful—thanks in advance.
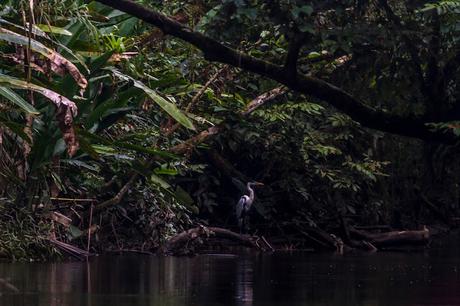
[96,0,457,143]
[164,226,269,254]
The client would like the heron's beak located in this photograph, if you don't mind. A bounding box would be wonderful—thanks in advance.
[255,182,264,186]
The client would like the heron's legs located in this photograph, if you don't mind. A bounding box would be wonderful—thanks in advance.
[242,215,250,234]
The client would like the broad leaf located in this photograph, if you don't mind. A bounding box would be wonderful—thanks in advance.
[0,74,78,156]
[0,27,87,90]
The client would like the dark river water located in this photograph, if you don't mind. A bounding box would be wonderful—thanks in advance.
[1,234,460,306]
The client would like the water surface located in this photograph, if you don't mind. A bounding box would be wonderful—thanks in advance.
[1,234,459,306]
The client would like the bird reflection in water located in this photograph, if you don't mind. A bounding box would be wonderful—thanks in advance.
[235,257,253,306]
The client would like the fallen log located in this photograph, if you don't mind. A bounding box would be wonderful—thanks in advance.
[350,226,430,248]
[164,226,270,255]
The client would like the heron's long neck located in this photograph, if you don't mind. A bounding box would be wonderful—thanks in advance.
[247,184,255,201]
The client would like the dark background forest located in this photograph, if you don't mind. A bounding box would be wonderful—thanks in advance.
[0,0,459,260]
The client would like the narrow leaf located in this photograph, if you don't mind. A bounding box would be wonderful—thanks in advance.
[36,24,72,36]
[0,74,79,156]
[0,86,39,114]
[0,27,87,90]
[108,68,195,130]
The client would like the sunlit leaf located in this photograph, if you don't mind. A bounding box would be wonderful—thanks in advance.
[36,24,72,36]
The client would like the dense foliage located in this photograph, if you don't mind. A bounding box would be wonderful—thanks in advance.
[0,0,459,260]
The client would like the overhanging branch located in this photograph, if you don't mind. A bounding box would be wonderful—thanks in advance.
[96,0,458,143]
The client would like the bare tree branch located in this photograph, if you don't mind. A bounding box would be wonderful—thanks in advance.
[243,86,287,115]
[171,86,287,155]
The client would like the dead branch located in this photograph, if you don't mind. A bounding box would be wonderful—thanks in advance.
[164,226,269,254]
[47,238,91,260]
[170,86,288,155]
[350,226,430,248]
[242,86,287,115]
[94,172,139,212]
[165,66,228,136]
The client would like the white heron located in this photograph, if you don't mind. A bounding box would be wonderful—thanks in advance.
[236,182,264,233]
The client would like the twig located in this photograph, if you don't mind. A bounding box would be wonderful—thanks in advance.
[50,197,96,202]
[165,66,228,136]
[170,87,288,155]
[47,238,91,260]
[87,204,93,252]
[242,86,287,115]
[261,236,275,252]
[94,172,139,212]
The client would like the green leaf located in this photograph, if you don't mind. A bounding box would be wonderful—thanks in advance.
[154,168,178,175]
[0,86,39,114]
[36,24,72,36]
[150,173,171,189]
[0,18,89,73]
[85,87,140,127]
[0,74,77,116]
[0,27,87,89]
[292,5,314,18]
[91,144,116,155]
[108,68,195,130]
[89,50,115,73]
[68,225,83,239]
[79,129,176,159]
[174,186,198,213]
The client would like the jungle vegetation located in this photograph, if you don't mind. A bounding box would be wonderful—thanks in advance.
[0,0,459,260]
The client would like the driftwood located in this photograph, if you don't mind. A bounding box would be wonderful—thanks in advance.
[350,226,430,248]
[164,226,271,255]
